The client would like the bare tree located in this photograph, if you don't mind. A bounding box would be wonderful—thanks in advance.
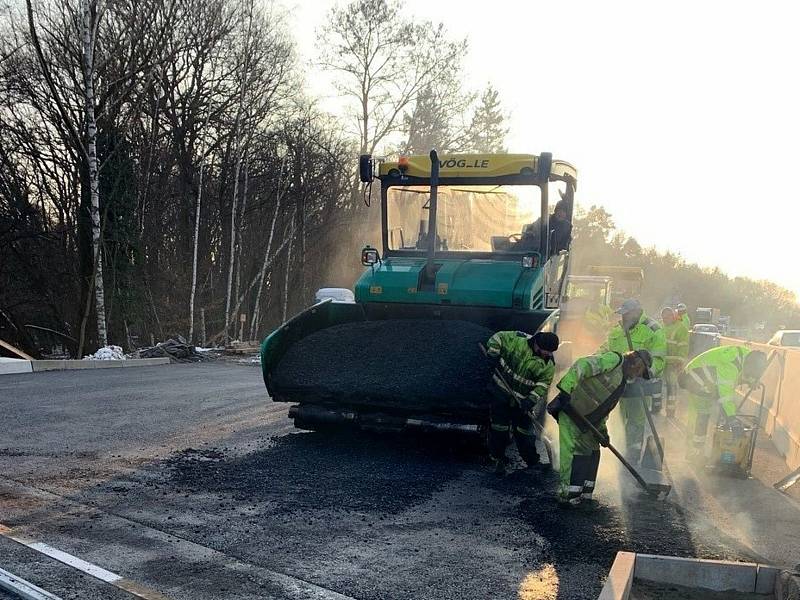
[281,209,296,323]
[249,153,286,340]
[1,0,419,358]
[318,0,466,157]
[80,0,107,347]
[188,119,210,344]
[22,0,179,353]
[223,0,293,342]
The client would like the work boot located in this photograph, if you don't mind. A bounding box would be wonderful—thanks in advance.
[557,497,580,509]
[525,460,549,474]
[493,457,509,476]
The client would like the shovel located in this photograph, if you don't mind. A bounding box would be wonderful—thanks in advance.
[641,396,665,471]
[570,409,672,499]
[775,466,800,493]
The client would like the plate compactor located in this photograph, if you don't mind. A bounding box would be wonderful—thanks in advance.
[707,384,766,478]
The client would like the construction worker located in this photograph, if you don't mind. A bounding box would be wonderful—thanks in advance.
[485,330,559,474]
[661,307,690,418]
[676,303,691,330]
[600,298,666,460]
[549,198,573,254]
[517,199,572,255]
[679,345,768,459]
[548,349,652,507]
[584,297,616,341]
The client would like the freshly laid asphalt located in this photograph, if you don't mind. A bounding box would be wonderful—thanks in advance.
[0,363,795,599]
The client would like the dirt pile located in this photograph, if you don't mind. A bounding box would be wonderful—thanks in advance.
[271,319,495,413]
[139,337,209,362]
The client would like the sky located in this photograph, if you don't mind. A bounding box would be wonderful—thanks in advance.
[284,0,800,297]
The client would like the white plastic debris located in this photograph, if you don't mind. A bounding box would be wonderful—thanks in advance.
[83,345,126,360]
[238,354,261,366]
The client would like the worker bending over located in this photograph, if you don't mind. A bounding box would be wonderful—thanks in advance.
[485,330,559,474]
[679,345,768,459]
[600,299,666,460]
[548,350,652,507]
[661,307,690,417]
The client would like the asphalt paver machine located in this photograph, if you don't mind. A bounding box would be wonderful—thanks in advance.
[260,150,578,434]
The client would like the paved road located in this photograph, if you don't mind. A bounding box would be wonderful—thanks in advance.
[0,363,790,599]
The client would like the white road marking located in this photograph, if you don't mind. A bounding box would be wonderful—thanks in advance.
[26,542,122,583]
[0,567,63,600]
[0,525,169,600]
[0,476,358,600]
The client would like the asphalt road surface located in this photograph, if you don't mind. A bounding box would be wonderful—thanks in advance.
[0,363,793,599]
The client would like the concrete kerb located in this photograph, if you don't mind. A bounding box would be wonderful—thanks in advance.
[597,551,635,600]
[598,552,782,599]
[0,359,33,375]
[634,554,757,592]
[15,358,171,374]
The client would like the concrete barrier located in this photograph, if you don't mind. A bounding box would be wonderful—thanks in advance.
[720,337,800,471]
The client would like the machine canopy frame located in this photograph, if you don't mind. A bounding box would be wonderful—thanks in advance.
[376,153,577,261]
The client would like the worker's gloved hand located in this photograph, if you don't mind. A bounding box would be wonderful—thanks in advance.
[520,396,536,414]
[547,392,569,421]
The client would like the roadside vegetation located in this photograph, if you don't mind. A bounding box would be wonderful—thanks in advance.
[1,0,795,357]
[571,206,800,335]
[0,0,508,357]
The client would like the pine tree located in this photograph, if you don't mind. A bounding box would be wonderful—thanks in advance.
[401,72,476,154]
[403,86,450,154]
[466,84,508,153]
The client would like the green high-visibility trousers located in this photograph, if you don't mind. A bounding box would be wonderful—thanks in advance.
[686,393,712,454]
[664,366,680,415]
[558,412,603,505]
[618,393,645,460]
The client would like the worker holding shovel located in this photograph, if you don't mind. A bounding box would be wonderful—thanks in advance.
[600,299,666,461]
[548,349,653,508]
[484,331,560,474]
